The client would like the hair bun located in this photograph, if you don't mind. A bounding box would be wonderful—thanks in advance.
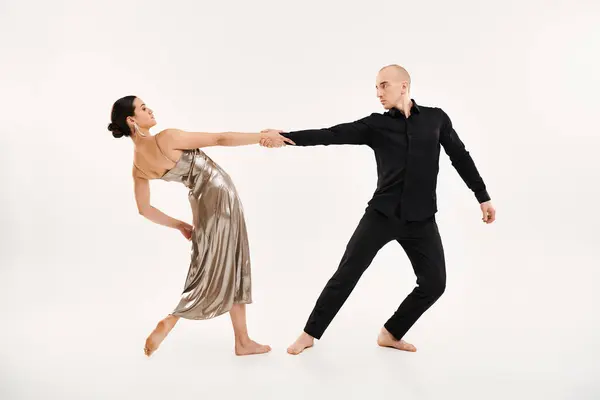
[107,122,124,138]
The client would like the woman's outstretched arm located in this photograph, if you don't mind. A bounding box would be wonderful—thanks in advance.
[162,128,294,150]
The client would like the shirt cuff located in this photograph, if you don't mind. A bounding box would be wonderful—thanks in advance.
[475,190,491,203]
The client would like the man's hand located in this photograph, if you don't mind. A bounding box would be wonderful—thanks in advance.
[260,129,293,148]
[480,201,496,224]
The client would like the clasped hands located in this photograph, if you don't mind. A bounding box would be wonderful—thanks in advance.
[259,129,294,148]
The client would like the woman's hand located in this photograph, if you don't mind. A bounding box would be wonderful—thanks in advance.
[260,129,295,148]
[177,221,193,240]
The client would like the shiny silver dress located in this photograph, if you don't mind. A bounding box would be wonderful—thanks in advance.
[160,148,252,320]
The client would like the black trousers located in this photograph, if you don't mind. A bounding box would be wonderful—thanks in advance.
[303,207,446,341]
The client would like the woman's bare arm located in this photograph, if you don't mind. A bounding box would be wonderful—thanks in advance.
[133,176,186,229]
[162,128,294,150]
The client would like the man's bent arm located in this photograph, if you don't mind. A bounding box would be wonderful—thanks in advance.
[439,109,491,203]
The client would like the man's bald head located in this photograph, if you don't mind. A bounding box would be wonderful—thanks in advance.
[379,64,411,85]
[376,64,412,110]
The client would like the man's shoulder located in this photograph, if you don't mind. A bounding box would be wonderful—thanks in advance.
[354,112,382,119]
[356,104,447,123]
[359,112,391,122]
[419,104,440,111]
[356,112,389,128]
[415,103,446,116]
[365,105,444,115]
[344,112,383,127]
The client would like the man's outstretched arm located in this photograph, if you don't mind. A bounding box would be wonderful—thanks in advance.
[263,117,372,147]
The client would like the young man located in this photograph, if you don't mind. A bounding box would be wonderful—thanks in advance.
[262,64,495,355]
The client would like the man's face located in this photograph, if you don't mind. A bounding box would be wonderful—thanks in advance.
[375,68,409,109]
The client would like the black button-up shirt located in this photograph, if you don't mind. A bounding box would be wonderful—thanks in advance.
[281,100,490,221]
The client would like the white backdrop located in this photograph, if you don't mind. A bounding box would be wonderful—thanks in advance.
[1,0,599,399]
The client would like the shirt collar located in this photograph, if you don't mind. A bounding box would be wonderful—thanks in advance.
[388,99,420,118]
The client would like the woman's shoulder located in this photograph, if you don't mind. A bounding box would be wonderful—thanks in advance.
[156,128,183,139]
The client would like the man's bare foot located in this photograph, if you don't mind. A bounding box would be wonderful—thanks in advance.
[144,316,178,357]
[234,339,272,356]
[287,332,315,355]
[377,328,417,352]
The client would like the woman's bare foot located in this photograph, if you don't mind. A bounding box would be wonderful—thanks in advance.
[228,304,271,356]
[287,332,315,355]
[235,339,272,356]
[144,315,178,357]
[377,327,417,352]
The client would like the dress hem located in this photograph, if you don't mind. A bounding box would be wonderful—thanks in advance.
[169,300,253,321]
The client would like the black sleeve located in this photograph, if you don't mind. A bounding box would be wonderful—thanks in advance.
[439,109,491,203]
[281,116,372,147]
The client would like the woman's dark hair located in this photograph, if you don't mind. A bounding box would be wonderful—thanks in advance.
[107,95,137,138]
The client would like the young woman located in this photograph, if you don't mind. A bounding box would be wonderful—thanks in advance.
[107,95,293,357]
